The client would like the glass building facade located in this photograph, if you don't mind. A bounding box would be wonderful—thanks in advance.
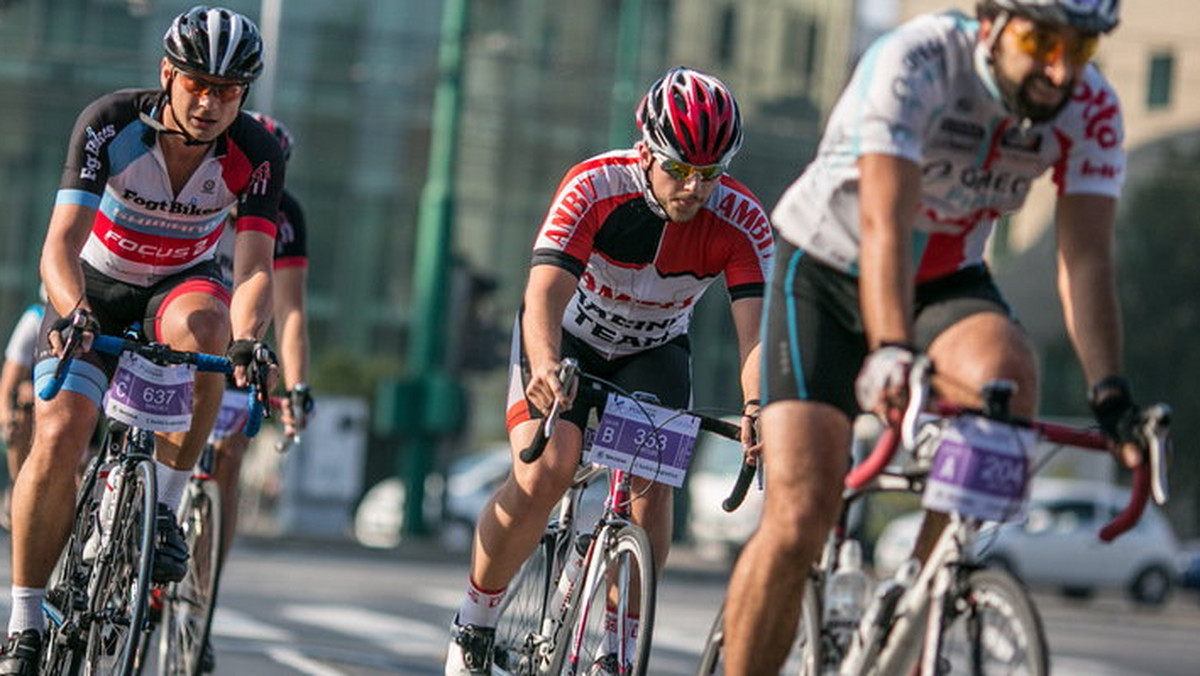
[0,0,854,447]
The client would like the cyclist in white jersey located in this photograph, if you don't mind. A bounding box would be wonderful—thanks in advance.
[0,297,45,530]
[0,8,284,673]
[721,2,1146,673]
[445,67,772,676]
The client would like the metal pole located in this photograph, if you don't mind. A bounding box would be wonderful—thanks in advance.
[401,0,469,535]
[607,0,644,149]
[256,0,282,114]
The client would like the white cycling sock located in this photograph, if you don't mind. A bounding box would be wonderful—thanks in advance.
[8,586,45,635]
[456,578,506,628]
[155,463,192,511]
[603,605,640,660]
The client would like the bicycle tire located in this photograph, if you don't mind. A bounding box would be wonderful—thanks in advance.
[41,457,106,676]
[83,458,156,676]
[695,578,821,676]
[932,568,1048,676]
[550,524,656,676]
[157,478,223,676]
[493,528,561,675]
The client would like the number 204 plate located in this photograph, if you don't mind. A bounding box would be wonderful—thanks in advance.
[922,415,1034,523]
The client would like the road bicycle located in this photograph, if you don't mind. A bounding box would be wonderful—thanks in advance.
[38,331,262,676]
[140,365,275,675]
[491,358,752,676]
[697,356,1171,676]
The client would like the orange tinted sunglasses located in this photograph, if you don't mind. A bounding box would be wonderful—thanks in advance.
[1008,22,1099,67]
[175,70,247,102]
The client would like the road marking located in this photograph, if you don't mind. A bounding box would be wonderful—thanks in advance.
[212,606,293,641]
[279,603,445,657]
[266,646,348,676]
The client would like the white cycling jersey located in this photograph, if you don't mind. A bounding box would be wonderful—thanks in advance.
[772,11,1125,283]
[4,304,44,369]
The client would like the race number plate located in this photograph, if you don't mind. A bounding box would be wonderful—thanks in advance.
[208,388,250,441]
[922,415,1034,523]
[589,394,700,488]
[104,352,195,433]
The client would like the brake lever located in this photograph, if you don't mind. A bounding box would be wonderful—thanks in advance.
[1142,404,1172,505]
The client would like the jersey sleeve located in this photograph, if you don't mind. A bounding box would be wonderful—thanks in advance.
[226,114,287,239]
[57,91,141,208]
[843,20,951,165]
[530,158,612,278]
[1051,69,1126,197]
[273,190,308,269]
[716,180,774,300]
[4,305,44,369]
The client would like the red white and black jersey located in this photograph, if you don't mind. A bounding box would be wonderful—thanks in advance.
[532,149,774,358]
[213,189,308,286]
[58,89,285,287]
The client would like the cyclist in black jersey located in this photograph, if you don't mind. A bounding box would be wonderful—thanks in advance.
[0,7,283,674]
[444,67,773,676]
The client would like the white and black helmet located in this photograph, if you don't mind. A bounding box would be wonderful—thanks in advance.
[979,0,1120,34]
[163,5,264,81]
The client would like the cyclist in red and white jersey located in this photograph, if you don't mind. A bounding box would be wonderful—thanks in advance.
[722,2,1147,673]
[445,67,773,675]
[1,7,284,672]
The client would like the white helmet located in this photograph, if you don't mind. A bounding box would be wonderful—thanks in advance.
[979,0,1120,34]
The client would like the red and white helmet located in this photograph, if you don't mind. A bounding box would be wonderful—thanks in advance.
[636,67,743,167]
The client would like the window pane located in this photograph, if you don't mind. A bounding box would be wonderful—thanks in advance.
[1147,52,1174,109]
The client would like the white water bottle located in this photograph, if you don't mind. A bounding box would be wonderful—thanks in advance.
[84,463,122,561]
[553,536,591,615]
[822,540,872,674]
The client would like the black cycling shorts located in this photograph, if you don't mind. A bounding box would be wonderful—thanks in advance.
[34,261,228,406]
[761,238,1014,419]
[504,306,693,433]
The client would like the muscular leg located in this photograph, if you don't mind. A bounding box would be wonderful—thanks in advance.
[11,392,99,588]
[723,401,852,675]
[153,294,232,471]
[212,433,247,566]
[471,419,584,591]
[913,312,1038,560]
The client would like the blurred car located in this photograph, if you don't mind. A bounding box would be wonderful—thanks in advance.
[1178,540,1200,596]
[874,478,1181,606]
[354,443,512,550]
[687,417,763,561]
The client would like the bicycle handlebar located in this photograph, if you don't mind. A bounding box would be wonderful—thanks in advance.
[844,356,1172,542]
[519,358,580,463]
[39,334,269,437]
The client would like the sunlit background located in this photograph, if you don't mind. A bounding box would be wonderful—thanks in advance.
[0,0,1196,543]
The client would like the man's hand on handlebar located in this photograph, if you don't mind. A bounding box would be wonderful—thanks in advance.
[48,309,99,358]
[226,339,279,393]
[855,343,918,417]
[1089,375,1144,470]
[526,359,577,415]
[740,399,762,464]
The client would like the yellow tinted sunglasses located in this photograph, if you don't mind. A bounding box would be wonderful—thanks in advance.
[1008,22,1099,67]
[656,154,725,182]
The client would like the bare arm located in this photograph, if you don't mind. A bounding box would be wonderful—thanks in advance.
[1055,193,1123,385]
[730,296,764,453]
[857,154,923,348]
[230,230,276,342]
[40,204,96,319]
[0,361,23,443]
[273,265,309,390]
[521,265,579,412]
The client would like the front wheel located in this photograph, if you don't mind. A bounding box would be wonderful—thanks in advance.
[84,459,156,676]
[158,478,223,675]
[552,525,656,676]
[935,568,1048,676]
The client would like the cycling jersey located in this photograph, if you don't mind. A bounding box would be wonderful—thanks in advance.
[213,189,308,285]
[772,11,1125,283]
[4,304,45,370]
[58,89,286,287]
[532,148,773,359]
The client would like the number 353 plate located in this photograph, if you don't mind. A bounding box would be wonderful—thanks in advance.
[588,394,700,488]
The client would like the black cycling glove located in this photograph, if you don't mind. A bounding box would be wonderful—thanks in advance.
[50,309,100,348]
[1088,376,1141,445]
